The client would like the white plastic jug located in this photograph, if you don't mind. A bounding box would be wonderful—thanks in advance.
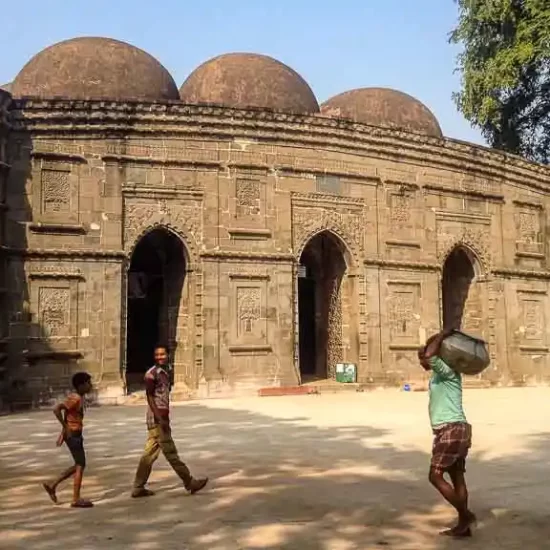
[439,330,490,376]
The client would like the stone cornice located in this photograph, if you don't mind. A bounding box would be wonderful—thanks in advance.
[1,246,125,260]
[364,258,441,272]
[9,99,550,196]
[201,250,294,262]
[492,267,550,280]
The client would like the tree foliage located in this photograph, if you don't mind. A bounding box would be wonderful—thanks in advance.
[451,1,550,163]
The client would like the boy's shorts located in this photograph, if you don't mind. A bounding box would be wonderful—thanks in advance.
[66,432,86,468]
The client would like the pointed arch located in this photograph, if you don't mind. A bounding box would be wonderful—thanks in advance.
[126,223,194,267]
[439,236,488,277]
[441,244,483,331]
[297,230,349,381]
[125,226,188,392]
[296,228,354,270]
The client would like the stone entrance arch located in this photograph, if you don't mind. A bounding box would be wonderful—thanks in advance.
[125,227,188,392]
[442,245,483,334]
[297,230,352,381]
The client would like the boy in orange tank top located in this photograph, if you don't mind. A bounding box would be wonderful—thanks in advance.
[42,372,93,508]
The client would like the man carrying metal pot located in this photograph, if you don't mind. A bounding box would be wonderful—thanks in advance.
[418,330,477,538]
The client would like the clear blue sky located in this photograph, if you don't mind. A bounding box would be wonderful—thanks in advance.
[1,0,483,144]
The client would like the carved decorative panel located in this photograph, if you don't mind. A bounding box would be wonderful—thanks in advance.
[519,296,544,343]
[292,194,365,263]
[41,169,70,213]
[236,177,261,217]
[390,192,412,225]
[326,277,343,378]
[124,199,202,260]
[237,287,261,337]
[436,212,492,270]
[38,287,70,337]
[387,281,421,344]
[230,277,269,348]
[515,204,543,256]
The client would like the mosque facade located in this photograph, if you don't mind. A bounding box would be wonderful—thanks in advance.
[1,37,550,407]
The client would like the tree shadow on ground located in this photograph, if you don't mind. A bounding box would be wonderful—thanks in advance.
[1,401,550,549]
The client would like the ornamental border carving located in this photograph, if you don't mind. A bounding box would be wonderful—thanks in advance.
[124,200,202,263]
[14,100,550,193]
[293,209,362,268]
[292,192,364,267]
[438,235,490,275]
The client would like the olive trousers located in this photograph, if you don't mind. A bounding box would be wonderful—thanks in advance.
[133,425,192,489]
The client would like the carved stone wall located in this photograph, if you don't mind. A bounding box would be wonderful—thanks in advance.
[3,100,550,405]
[0,90,12,404]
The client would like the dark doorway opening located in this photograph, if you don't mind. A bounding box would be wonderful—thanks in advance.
[442,247,476,330]
[126,228,186,392]
[298,269,316,376]
[298,231,347,381]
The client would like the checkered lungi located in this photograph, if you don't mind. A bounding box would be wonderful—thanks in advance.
[431,422,472,474]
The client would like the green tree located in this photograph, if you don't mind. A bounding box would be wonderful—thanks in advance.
[451,1,550,163]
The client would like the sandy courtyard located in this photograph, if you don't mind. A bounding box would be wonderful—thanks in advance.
[1,388,550,549]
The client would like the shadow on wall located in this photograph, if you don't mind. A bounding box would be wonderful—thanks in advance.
[3,117,77,410]
[1,401,549,549]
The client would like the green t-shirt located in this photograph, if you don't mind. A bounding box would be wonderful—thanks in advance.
[428,356,467,428]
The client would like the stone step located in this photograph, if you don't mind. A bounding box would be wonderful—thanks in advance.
[258,382,368,397]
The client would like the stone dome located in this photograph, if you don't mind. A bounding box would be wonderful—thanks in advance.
[179,53,319,114]
[12,37,179,101]
[321,88,442,138]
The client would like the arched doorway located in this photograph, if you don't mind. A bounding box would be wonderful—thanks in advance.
[442,246,481,332]
[298,231,348,381]
[126,228,186,392]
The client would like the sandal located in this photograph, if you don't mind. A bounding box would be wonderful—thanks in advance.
[71,499,94,508]
[42,483,58,504]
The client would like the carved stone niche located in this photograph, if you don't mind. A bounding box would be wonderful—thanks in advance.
[517,289,548,353]
[386,280,422,350]
[386,184,420,241]
[231,167,267,223]
[32,160,80,225]
[228,274,271,354]
[29,278,79,347]
[513,201,544,259]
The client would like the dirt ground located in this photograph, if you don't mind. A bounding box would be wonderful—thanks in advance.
[1,388,550,550]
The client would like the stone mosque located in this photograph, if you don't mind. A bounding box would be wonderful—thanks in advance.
[1,37,550,407]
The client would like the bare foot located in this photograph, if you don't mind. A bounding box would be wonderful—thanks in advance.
[71,499,94,508]
[42,483,58,504]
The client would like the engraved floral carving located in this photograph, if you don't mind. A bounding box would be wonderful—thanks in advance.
[42,169,70,213]
[515,206,543,254]
[237,287,261,337]
[38,287,70,336]
[293,206,363,264]
[521,299,544,342]
[437,226,490,273]
[388,285,420,341]
[518,212,538,242]
[390,192,412,225]
[124,200,201,260]
[236,177,260,217]
[326,277,343,378]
